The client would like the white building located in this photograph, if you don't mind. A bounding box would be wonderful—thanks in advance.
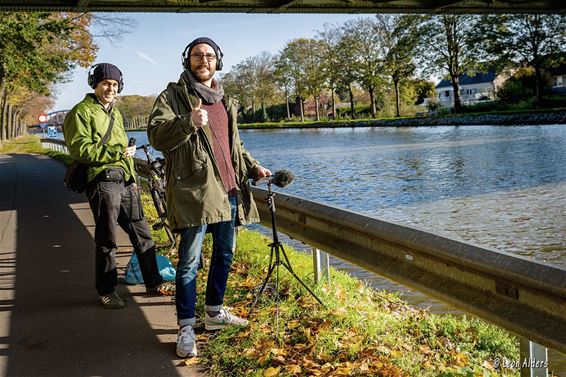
[549,64,566,94]
[435,70,507,108]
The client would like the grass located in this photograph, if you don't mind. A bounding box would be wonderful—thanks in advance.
[4,134,523,376]
[192,229,520,377]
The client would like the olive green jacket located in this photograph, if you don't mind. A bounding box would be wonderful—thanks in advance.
[63,94,135,183]
[147,76,261,230]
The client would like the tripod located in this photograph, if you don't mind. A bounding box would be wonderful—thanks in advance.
[252,181,324,309]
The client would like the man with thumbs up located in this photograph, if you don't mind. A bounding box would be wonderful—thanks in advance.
[147,37,271,358]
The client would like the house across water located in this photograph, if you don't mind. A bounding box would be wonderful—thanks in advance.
[435,69,507,108]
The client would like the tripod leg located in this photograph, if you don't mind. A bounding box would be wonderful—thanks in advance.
[278,244,325,307]
[251,246,277,309]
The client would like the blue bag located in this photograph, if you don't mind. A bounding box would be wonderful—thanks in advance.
[123,253,176,285]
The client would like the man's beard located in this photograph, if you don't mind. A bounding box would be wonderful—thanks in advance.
[192,65,214,83]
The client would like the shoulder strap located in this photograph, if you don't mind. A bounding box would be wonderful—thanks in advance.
[98,111,115,147]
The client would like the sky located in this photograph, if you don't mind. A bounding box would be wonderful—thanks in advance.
[51,12,363,112]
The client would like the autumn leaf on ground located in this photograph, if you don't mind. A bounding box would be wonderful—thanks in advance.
[183,357,199,366]
[286,364,302,375]
[263,366,281,377]
[453,352,469,366]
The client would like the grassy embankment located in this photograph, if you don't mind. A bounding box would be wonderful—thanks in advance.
[2,135,523,377]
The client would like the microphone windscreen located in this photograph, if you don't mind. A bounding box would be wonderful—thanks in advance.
[271,169,294,188]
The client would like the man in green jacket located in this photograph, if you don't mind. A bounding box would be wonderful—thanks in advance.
[63,63,165,309]
[148,37,271,358]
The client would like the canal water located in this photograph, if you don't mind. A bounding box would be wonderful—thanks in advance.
[126,124,565,373]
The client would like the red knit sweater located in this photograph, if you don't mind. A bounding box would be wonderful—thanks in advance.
[203,101,237,195]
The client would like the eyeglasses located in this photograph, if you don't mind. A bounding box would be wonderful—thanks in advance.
[190,53,217,61]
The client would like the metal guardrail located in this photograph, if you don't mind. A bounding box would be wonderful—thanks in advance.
[41,139,566,355]
[250,187,566,355]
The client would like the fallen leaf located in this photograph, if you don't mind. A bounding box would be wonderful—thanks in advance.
[263,366,281,377]
[286,364,302,375]
[453,352,469,366]
[183,358,199,366]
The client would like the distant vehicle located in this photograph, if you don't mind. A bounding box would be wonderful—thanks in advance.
[47,126,58,138]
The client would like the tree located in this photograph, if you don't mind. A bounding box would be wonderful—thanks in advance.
[0,12,97,142]
[377,14,421,117]
[417,15,482,113]
[317,22,359,120]
[317,23,345,120]
[478,14,566,105]
[341,18,386,118]
[277,39,312,122]
[273,60,293,121]
[299,39,327,121]
[221,52,279,122]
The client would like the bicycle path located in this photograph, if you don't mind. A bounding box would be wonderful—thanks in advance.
[0,153,205,377]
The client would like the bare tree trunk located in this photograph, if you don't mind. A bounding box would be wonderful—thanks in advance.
[3,91,10,141]
[369,86,376,118]
[0,83,6,144]
[393,77,401,118]
[349,85,355,120]
[7,103,12,139]
[534,64,544,107]
[450,74,462,112]
[331,89,336,120]
[299,96,304,122]
[314,94,320,122]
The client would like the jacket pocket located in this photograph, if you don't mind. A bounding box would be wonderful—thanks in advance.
[172,159,207,182]
[170,134,208,182]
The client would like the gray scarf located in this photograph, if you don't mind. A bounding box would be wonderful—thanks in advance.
[182,70,224,104]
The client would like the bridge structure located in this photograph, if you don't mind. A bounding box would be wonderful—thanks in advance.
[44,110,70,128]
[1,0,565,14]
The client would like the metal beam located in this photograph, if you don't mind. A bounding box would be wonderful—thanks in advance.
[0,0,565,13]
[250,186,566,354]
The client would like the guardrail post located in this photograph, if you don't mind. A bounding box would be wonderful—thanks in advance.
[519,338,548,377]
[313,248,330,285]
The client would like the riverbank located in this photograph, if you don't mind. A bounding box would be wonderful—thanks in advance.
[120,109,566,132]
[239,109,566,129]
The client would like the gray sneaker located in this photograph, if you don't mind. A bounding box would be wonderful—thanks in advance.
[100,292,125,309]
[176,325,197,358]
[205,308,249,331]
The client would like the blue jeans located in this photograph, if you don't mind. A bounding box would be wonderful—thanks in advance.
[176,196,237,326]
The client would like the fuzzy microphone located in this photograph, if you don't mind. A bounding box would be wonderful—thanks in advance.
[269,169,294,188]
[253,169,294,188]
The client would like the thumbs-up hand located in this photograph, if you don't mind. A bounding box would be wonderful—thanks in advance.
[191,98,208,128]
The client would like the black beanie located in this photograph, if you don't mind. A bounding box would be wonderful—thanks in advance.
[186,37,221,57]
[90,63,123,91]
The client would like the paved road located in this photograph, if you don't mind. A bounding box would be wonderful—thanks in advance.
[0,153,204,377]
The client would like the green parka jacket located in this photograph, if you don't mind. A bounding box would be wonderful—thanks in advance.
[63,94,135,183]
[147,76,261,231]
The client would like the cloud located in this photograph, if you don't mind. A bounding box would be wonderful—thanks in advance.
[137,51,158,66]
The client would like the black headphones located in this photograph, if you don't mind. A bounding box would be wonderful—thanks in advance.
[181,41,223,71]
[87,63,124,93]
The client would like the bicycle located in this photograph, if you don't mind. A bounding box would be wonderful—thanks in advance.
[136,143,176,247]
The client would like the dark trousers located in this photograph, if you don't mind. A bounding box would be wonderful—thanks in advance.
[86,178,163,296]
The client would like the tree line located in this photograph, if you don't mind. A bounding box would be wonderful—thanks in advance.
[0,12,134,144]
[1,12,565,140]
[220,14,566,123]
